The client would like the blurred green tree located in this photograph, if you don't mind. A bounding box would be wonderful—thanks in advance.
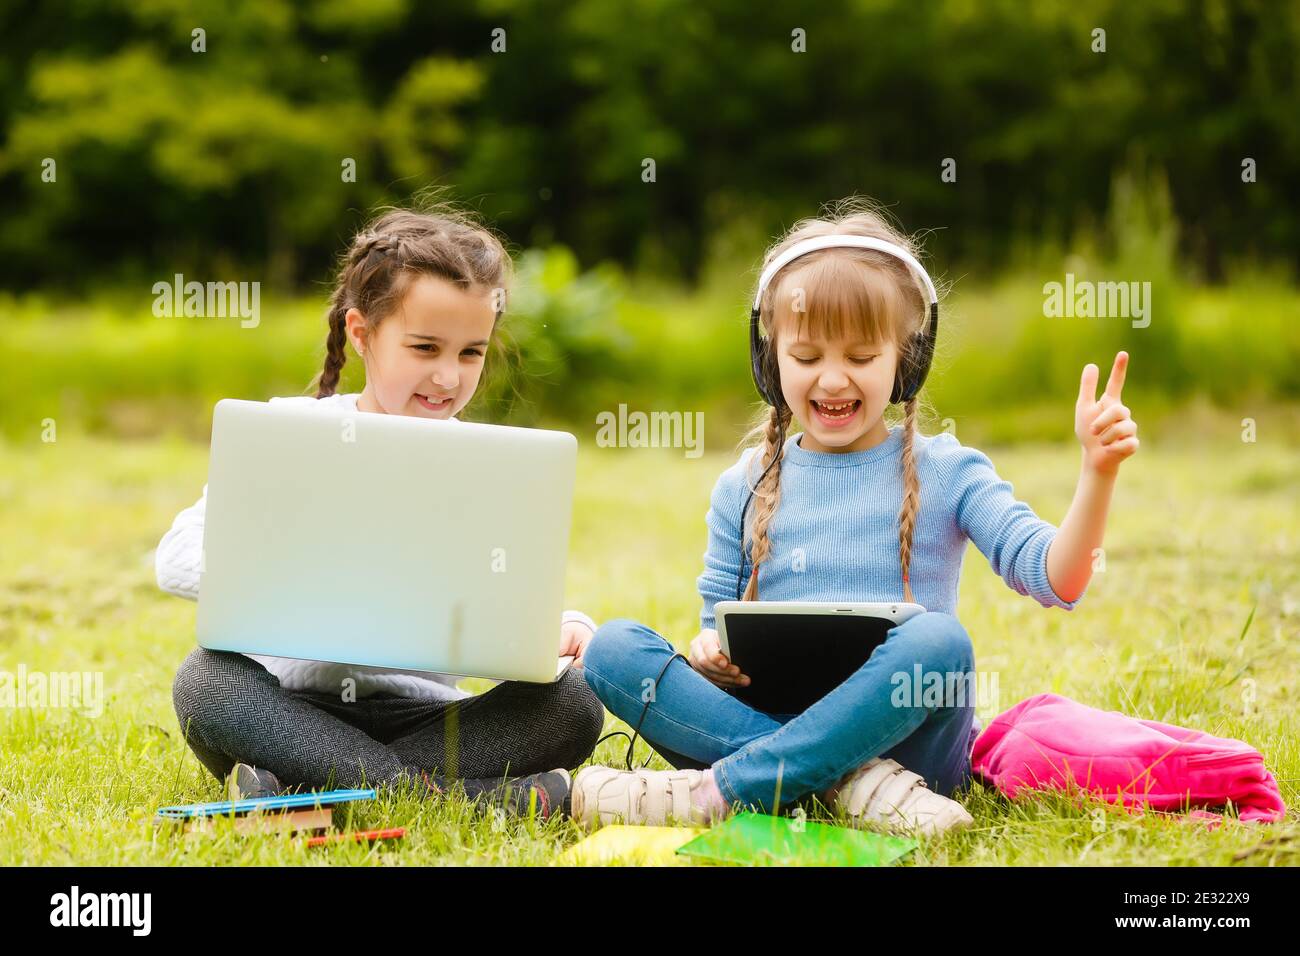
[0,0,1296,288]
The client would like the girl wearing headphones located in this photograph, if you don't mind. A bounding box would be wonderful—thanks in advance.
[573,199,1139,834]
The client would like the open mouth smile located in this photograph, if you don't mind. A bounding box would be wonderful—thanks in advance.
[415,393,453,412]
[810,399,862,427]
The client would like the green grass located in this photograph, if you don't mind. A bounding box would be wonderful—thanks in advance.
[1,429,1298,865]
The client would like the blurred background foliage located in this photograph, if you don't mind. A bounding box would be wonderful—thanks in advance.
[1,0,1297,444]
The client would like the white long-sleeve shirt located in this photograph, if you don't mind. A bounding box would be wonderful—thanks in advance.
[156,391,597,701]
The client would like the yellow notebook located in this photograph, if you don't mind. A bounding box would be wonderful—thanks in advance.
[558,826,705,866]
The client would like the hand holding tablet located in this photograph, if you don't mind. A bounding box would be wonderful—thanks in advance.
[688,628,750,688]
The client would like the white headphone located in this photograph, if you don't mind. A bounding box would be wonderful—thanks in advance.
[752,235,939,313]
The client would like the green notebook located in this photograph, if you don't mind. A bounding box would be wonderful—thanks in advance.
[675,812,916,867]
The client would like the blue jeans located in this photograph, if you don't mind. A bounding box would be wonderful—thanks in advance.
[582,611,976,810]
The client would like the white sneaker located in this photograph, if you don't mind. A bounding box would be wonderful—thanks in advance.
[831,757,973,836]
[571,766,720,828]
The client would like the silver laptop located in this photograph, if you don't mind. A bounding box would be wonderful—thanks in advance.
[195,399,577,683]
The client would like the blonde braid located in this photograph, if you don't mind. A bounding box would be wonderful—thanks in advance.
[897,397,921,603]
[741,403,793,601]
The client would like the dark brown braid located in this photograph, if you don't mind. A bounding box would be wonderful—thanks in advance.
[316,301,350,399]
[313,208,512,399]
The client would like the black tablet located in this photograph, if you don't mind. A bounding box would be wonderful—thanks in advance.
[715,600,926,715]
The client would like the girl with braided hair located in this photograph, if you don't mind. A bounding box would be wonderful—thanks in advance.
[158,206,604,818]
[574,199,1138,833]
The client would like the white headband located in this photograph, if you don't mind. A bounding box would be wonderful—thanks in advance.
[752,234,938,313]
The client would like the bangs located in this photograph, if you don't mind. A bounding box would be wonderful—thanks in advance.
[770,254,910,346]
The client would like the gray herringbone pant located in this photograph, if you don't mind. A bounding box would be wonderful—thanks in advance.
[172,648,605,791]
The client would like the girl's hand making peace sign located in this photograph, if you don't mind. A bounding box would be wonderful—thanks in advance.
[1076,351,1139,476]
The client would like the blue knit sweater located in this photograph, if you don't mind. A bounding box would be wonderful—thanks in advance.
[697,425,1084,629]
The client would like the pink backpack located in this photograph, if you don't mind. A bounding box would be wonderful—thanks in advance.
[971,693,1285,824]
